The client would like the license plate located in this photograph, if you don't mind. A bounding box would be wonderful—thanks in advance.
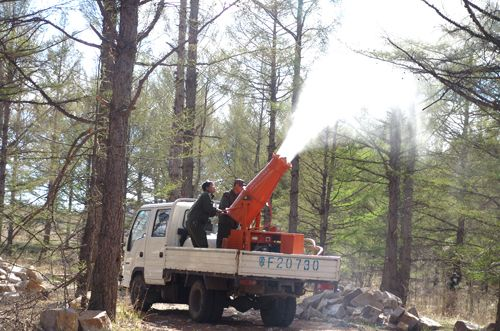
[258,255,320,271]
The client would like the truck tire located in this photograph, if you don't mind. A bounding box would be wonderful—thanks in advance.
[130,274,156,312]
[207,291,225,323]
[188,280,225,323]
[260,296,296,327]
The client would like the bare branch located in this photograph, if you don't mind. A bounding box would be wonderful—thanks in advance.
[4,55,94,124]
[7,129,99,242]
[252,0,297,40]
[197,0,240,34]
[33,18,101,48]
[462,0,500,48]
[420,0,493,44]
[0,97,88,106]
[128,0,240,112]
[386,38,500,112]
[465,0,500,21]
[46,129,96,209]
[128,47,179,113]
[136,47,265,67]
[137,0,165,42]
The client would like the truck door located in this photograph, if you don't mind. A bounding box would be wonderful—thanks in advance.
[144,208,171,284]
[122,209,151,287]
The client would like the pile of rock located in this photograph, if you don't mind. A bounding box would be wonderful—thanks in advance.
[454,320,496,331]
[0,256,47,303]
[297,287,442,331]
[38,308,112,331]
[0,257,112,330]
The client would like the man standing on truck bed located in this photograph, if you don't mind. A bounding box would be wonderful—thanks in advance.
[217,178,245,248]
[186,180,221,247]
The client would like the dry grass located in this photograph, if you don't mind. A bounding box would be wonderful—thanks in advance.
[113,300,144,331]
[408,284,496,327]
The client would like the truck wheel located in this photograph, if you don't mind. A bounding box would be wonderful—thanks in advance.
[207,291,225,323]
[130,274,156,312]
[260,296,296,327]
[189,280,225,323]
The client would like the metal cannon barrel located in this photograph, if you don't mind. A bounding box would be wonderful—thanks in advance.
[226,153,291,229]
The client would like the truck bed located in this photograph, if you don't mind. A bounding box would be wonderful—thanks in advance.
[164,247,341,282]
[164,247,239,275]
[238,250,340,281]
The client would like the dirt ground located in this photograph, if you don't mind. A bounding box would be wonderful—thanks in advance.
[139,303,360,331]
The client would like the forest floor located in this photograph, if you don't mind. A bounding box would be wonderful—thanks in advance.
[127,303,362,331]
[113,285,366,331]
[113,290,463,331]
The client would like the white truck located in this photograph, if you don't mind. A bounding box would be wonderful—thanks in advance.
[121,198,341,327]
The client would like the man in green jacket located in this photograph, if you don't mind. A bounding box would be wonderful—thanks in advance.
[216,179,245,248]
[186,181,221,247]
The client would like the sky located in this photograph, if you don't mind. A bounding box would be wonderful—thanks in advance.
[277,0,468,161]
[37,0,469,162]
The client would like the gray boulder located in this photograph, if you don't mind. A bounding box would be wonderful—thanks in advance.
[389,306,406,324]
[39,308,79,331]
[399,311,420,331]
[78,310,112,331]
[302,292,324,308]
[361,305,383,323]
[324,303,346,319]
[419,316,442,330]
[343,288,363,306]
[351,291,384,309]
[454,320,481,331]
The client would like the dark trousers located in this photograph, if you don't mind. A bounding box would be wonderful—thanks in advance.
[216,217,237,248]
[187,220,208,248]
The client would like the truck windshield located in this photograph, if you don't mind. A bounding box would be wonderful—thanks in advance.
[127,209,150,251]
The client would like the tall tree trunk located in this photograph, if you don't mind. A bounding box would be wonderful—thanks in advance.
[455,103,470,267]
[76,1,116,305]
[266,9,278,163]
[7,157,16,253]
[496,279,500,331]
[194,82,209,191]
[264,8,278,227]
[399,108,416,305]
[181,0,199,198]
[381,109,402,297]
[42,110,59,255]
[254,95,265,169]
[288,0,303,233]
[318,130,329,249]
[41,42,68,258]
[136,171,143,202]
[319,125,337,252]
[5,105,20,254]
[88,0,139,319]
[445,103,470,314]
[169,0,187,200]
[0,63,13,240]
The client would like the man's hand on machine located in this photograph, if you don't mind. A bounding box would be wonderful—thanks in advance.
[216,208,228,216]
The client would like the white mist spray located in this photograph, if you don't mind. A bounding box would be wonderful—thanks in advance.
[277,0,455,161]
[276,45,417,161]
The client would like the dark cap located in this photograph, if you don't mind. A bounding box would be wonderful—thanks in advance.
[233,178,245,187]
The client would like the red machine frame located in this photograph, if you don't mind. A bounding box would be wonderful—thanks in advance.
[223,154,304,254]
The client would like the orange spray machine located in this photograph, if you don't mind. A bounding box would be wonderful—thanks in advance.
[223,153,304,254]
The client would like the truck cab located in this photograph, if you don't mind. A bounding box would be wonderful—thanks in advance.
[123,199,196,285]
